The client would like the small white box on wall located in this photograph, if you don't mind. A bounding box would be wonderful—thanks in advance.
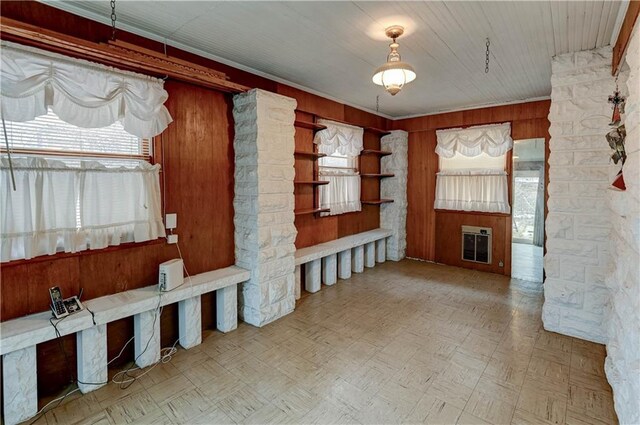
[159,259,184,292]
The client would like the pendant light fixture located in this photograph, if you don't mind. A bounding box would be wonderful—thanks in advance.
[372,25,416,96]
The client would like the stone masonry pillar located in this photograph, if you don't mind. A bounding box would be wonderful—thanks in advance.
[233,89,298,327]
[380,130,408,261]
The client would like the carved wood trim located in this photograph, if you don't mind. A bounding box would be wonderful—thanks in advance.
[0,17,250,93]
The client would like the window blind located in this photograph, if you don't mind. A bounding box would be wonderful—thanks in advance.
[2,110,150,162]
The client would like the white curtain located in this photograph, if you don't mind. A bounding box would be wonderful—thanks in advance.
[435,122,512,214]
[314,119,364,156]
[319,171,361,216]
[314,120,364,216]
[0,41,172,138]
[436,122,512,158]
[1,157,164,262]
[435,169,510,213]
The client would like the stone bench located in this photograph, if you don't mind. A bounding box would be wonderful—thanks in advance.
[294,228,393,296]
[0,265,249,425]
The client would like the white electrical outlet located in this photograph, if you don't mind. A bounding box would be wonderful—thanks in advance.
[167,234,178,244]
[165,213,177,230]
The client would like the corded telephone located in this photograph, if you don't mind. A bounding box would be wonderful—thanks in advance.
[49,286,84,319]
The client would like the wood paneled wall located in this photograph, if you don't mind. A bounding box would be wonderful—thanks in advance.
[1,80,236,396]
[393,101,551,275]
[0,2,390,398]
[277,85,390,249]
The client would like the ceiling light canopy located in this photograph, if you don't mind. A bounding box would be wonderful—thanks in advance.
[372,25,416,96]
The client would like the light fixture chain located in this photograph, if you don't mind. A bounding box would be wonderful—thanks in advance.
[110,0,117,41]
[376,95,380,113]
[485,38,490,74]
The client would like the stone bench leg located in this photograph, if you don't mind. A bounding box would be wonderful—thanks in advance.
[295,265,302,300]
[134,309,161,368]
[338,249,352,280]
[364,242,376,268]
[179,295,202,347]
[376,239,386,263]
[3,346,37,425]
[322,254,337,286]
[352,245,364,273]
[216,286,237,333]
[305,259,321,293]
[77,324,107,394]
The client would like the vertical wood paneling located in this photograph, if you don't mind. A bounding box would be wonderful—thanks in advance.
[396,100,550,275]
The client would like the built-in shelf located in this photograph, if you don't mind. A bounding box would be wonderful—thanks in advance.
[294,180,329,185]
[294,208,330,216]
[361,149,392,156]
[295,112,391,137]
[365,127,391,136]
[294,120,327,132]
[360,173,395,178]
[362,199,394,205]
[294,150,327,158]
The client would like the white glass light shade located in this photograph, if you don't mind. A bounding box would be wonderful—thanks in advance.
[372,61,416,95]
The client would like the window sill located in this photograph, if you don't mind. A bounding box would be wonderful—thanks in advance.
[1,238,166,268]
[435,209,511,218]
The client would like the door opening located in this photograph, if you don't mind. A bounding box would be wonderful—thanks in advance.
[512,138,545,283]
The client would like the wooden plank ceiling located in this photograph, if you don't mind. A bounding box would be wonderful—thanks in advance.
[45,1,623,118]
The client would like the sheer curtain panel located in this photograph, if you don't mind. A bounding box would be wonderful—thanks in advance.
[434,123,512,214]
[1,158,164,262]
[314,120,363,215]
[0,41,172,138]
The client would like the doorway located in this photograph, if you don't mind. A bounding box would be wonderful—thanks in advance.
[512,138,545,283]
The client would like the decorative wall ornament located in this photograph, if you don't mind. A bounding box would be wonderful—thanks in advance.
[607,80,627,191]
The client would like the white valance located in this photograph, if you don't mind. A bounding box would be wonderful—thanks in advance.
[435,169,510,214]
[436,122,512,158]
[314,119,364,157]
[0,41,172,138]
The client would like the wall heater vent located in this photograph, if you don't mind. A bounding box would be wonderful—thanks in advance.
[461,226,492,264]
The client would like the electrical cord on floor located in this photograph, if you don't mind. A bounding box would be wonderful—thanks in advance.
[37,242,195,420]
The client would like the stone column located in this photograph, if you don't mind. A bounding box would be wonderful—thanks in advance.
[322,254,337,286]
[352,246,364,273]
[603,25,640,425]
[233,89,298,327]
[3,346,37,425]
[543,47,614,344]
[179,296,202,346]
[134,309,161,368]
[376,238,386,263]
[381,130,408,261]
[364,242,376,268]
[338,249,352,279]
[77,324,108,393]
[305,259,321,293]
[216,286,237,333]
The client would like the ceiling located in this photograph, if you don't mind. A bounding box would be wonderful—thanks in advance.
[43,1,625,118]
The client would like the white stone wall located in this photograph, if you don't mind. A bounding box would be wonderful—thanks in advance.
[544,47,616,343]
[604,25,640,425]
[232,89,298,327]
[380,130,408,261]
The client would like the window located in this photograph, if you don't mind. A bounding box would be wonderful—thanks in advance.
[314,120,364,216]
[434,123,512,214]
[2,110,151,165]
[1,111,164,262]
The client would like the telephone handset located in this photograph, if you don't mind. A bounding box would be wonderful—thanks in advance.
[49,286,84,319]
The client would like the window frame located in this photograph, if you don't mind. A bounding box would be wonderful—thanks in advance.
[0,114,164,266]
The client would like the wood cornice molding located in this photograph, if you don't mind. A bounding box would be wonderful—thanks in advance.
[613,0,640,75]
[0,17,250,93]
